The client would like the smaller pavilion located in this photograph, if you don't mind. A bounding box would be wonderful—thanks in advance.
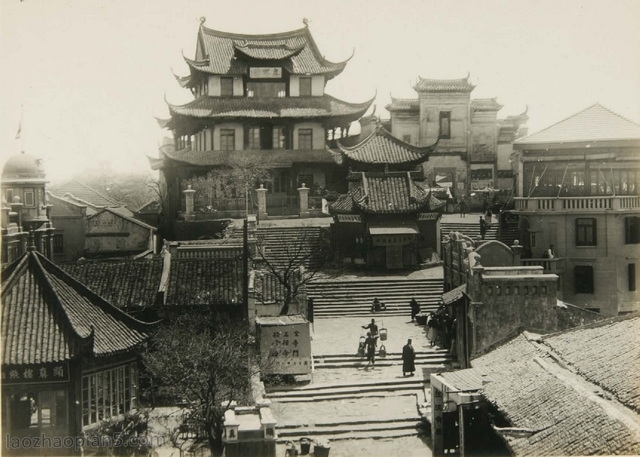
[2,247,154,455]
[329,125,445,269]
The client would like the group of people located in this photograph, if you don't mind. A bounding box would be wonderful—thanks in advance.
[359,317,416,376]
[426,305,456,351]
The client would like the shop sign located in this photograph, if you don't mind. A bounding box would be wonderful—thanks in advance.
[2,363,69,384]
[249,67,282,79]
[260,322,311,375]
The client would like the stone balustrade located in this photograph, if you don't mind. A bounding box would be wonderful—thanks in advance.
[514,195,639,211]
[520,257,565,274]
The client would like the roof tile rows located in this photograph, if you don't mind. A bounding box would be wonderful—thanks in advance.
[167,94,373,120]
[438,317,640,456]
[386,97,420,112]
[336,126,436,166]
[190,25,348,78]
[165,258,243,306]
[60,259,163,310]
[471,98,503,111]
[515,103,640,145]
[414,75,475,92]
[542,317,640,413]
[49,179,124,208]
[2,252,151,365]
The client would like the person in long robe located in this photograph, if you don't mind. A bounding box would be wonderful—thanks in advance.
[402,339,416,376]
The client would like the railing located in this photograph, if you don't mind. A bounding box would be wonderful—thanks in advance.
[514,196,640,211]
[520,257,565,274]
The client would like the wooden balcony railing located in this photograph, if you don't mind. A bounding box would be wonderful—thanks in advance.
[514,195,639,211]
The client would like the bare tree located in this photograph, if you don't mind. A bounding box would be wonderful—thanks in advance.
[253,226,336,315]
[142,314,264,457]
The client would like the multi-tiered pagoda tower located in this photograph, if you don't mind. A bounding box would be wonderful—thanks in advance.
[152,19,373,235]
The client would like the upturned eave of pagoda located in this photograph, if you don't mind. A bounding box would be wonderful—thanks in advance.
[163,94,374,134]
[179,22,351,84]
[334,124,438,169]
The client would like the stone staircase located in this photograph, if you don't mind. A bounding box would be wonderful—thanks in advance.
[307,278,444,318]
[440,221,498,241]
[497,220,520,246]
[313,349,452,370]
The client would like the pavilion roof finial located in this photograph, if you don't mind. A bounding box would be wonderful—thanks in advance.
[303,17,310,27]
[199,16,206,26]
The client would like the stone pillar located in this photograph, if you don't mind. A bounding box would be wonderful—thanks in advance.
[511,240,523,266]
[298,183,310,218]
[256,184,268,220]
[11,202,23,229]
[183,185,196,221]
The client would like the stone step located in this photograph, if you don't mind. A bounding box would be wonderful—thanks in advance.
[266,379,424,400]
[313,358,452,369]
[314,351,449,362]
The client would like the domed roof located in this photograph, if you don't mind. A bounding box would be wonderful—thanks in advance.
[2,152,46,183]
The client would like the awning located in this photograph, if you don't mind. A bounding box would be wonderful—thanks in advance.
[368,221,419,235]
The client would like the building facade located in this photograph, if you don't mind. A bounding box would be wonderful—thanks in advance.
[152,19,373,235]
[512,104,640,316]
[329,125,445,269]
[386,75,528,199]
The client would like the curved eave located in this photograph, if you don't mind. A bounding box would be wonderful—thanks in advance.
[232,41,306,60]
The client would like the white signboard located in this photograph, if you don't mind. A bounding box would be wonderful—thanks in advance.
[260,321,311,375]
[249,67,282,79]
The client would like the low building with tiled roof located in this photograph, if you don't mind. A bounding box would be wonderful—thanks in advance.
[511,103,640,316]
[430,314,640,456]
[1,248,153,451]
[328,125,445,269]
[384,74,528,198]
[153,19,373,232]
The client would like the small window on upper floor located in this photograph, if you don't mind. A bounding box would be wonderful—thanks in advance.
[273,127,286,149]
[24,189,35,207]
[220,129,235,151]
[5,188,14,204]
[576,218,597,246]
[629,263,636,292]
[220,77,234,96]
[247,127,261,150]
[439,111,451,139]
[53,234,64,254]
[575,265,594,294]
[625,216,640,244]
[298,129,313,150]
[299,77,312,97]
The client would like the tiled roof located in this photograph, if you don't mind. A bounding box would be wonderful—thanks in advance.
[2,251,152,365]
[471,98,503,111]
[335,125,436,167]
[541,316,640,413]
[439,320,640,456]
[60,258,163,310]
[88,208,156,231]
[167,94,373,121]
[153,147,336,170]
[441,284,466,304]
[165,257,243,306]
[187,25,349,79]
[414,75,475,92]
[515,103,640,145]
[330,173,443,215]
[49,179,124,208]
[386,97,419,112]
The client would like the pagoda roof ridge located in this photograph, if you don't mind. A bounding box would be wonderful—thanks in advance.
[414,73,475,92]
[335,123,438,166]
[386,95,419,112]
[184,23,350,79]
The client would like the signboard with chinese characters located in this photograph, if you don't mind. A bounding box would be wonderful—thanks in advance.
[257,316,311,375]
[2,363,69,384]
[249,67,282,79]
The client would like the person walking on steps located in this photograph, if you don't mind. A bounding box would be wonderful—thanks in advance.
[459,197,468,218]
[362,318,379,337]
[410,298,420,322]
[479,216,487,240]
[402,339,416,376]
[365,332,378,368]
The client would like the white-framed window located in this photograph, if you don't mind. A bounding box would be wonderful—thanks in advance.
[82,363,137,427]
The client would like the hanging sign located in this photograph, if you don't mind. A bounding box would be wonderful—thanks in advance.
[249,67,282,79]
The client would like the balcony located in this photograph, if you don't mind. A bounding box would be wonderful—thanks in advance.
[520,257,565,274]
[514,195,639,212]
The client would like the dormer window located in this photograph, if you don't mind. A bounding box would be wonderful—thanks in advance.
[221,77,233,96]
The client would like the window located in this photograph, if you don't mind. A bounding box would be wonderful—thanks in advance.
[220,77,234,96]
[576,218,597,246]
[24,189,35,207]
[299,77,312,96]
[272,126,286,149]
[298,128,313,149]
[574,265,594,294]
[82,364,137,427]
[403,134,412,144]
[53,234,64,254]
[246,82,286,98]
[439,111,451,139]
[5,188,13,203]
[625,217,640,244]
[8,390,67,432]
[248,127,261,149]
[629,263,636,292]
[220,129,235,151]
